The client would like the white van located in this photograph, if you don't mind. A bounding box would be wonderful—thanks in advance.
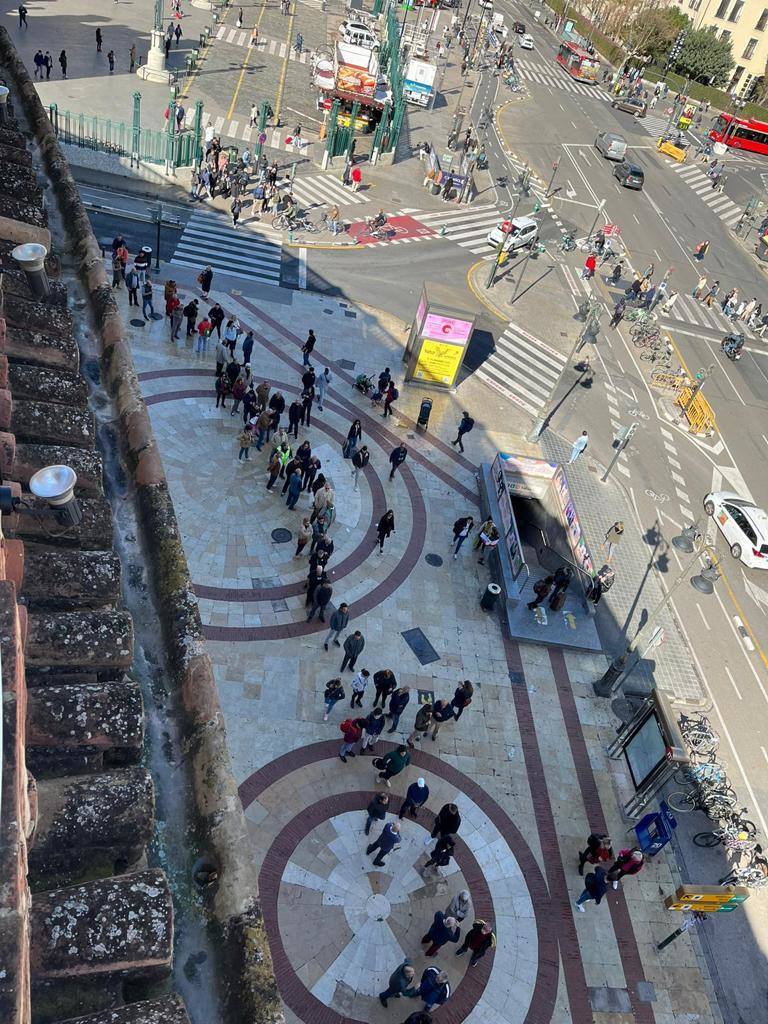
[594,131,628,161]
[340,20,377,48]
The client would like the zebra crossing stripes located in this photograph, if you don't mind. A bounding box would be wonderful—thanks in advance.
[657,290,755,338]
[516,62,608,101]
[478,323,568,418]
[403,205,502,255]
[291,173,369,209]
[170,210,282,286]
[671,163,742,227]
[187,105,313,156]
[215,24,311,62]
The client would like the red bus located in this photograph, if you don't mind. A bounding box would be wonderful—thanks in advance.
[709,113,768,155]
[556,41,600,83]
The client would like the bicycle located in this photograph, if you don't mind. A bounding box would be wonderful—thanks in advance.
[719,846,768,887]
[624,308,657,325]
[632,327,662,346]
[679,712,720,754]
[694,811,758,849]
[558,234,576,253]
[667,778,738,817]
[639,345,673,365]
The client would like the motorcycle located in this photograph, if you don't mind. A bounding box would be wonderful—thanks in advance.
[558,233,576,253]
[721,332,744,361]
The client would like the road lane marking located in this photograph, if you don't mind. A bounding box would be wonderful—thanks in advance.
[696,602,711,631]
[632,213,640,223]
[725,665,743,700]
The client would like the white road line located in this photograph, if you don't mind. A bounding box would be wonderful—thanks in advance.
[696,603,711,631]
[725,665,743,700]
[298,247,307,290]
[762,746,768,766]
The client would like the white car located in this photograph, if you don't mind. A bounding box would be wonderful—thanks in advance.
[479,0,494,8]
[487,215,539,252]
[519,34,534,49]
[704,491,768,568]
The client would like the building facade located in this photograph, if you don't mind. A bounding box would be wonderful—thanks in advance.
[681,0,768,98]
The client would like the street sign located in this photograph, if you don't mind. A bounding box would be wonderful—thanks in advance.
[665,884,749,913]
[604,223,621,236]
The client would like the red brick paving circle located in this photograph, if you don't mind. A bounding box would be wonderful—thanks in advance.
[240,740,559,1024]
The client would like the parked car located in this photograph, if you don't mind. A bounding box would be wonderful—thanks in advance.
[611,95,647,118]
[613,159,645,189]
[487,215,539,252]
[339,20,377,48]
[519,33,534,49]
[513,20,526,33]
[594,130,627,161]
[704,492,768,568]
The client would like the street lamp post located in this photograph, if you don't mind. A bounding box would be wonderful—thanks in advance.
[593,525,720,696]
[586,199,605,244]
[545,157,560,199]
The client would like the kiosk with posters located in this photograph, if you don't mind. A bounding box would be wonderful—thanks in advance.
[402,284,476,390]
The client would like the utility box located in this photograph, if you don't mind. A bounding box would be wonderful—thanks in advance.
[403,283,475,390]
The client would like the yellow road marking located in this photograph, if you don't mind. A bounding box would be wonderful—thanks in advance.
[226,2,268,120]
[465,260,507,322]
[273,8,296,126]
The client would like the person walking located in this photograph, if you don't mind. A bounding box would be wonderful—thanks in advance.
[300,385,314,428]
[323,604,349,651]
[287,398,302,439]
[399,777,429,819]
[421,912,460,956]
[429,699,454,741]
[18,4,28,28]
[366,821,401,865]
[693,240,709,262]
[451,515,474,558]
[198,265,213,300]
[184,298,199,337]
[527,575,553,611]
[548,565,573,608]
[609,297,626,329]
[601,521,624,563]
[413,969,450,1014]
[107,49,115,72]
[341,630,365,671]
[266,450,282,491]
[95,27,103,52]
[215,375,228,410]
[407,702,433,747]
[230,377,247,416]
[231,196,243,227]
[125,264,140,306]
[373,668,397,708]
[379,959,418,1007]
[424,834,455,871]
[386,686,410,734]
[607,848,645,889]
[455,920,495,967]
[351,445,369,491]
[365,792,390,837]
[382,380,399,418]
[583,252,596,279]
[349,667,370,707]
[343,418,362,458]
[351,164,363,191]
[474,520,499,565]
[33,49,44,78]
[209,302,225,339]
[574,865,608,911]
[445,890,472,924]
[339,715,363,762]
[316,366,332,411]
[58,49,68,78]
[451,681,473,721]
[323,678,345,721]
[374,744,411,787]
[389,444,408,481]
[578,832,613,875]
[703,280,720,307]
[432,802,461,840]
[302,329,316,366]
[141,278,155,320]
[451,411,475,452]
[286,467,304,512]
[568,430,589,464]
[294,517,312,559]
[376,510,395,554]
[360,706,385,752]
[43,50,52,79]
[237,427,253,461]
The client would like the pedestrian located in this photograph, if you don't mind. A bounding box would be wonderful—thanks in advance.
[432,802,461,840]
[215,375,228,410]
[703,280,720,307]
[141,278,155,320]
[286,398,302,439]
[18,3,28,27]
[382,380,399,418]
[215,338,228,378]
[399,777,429,819]
[424,834,455,871]
[693,274,707,299]
[407,702,433,747]
[583,253,596,279]
[351,445,369,492]
[249,26,259,47]
[389,444,408,481]
[184,298,199,337]
[360,705,385,752]
[693,240,709,261]
[455,920,496,967]
[413,968,450,1013]
[527,575,554,611]
[548,565,573,608]
[429,699,454,741]
[365,792,390,836]
[300,386,314,428]
[451,411,475,452]
[474,519,499,565]
[346,666,369,707]
[445,890,472,923]
[343,419,362,458]
[58,49,68,78]
[164,34,172,58]
[351,164,363,191]
[607,848,645,889]
[568,430,589,464]
[609,298,626,328]
[266,449,281,491]
[236,425,253,461]
[574,865,608,912]
[372,668,397,708]
[577,832,613,875]
[601,521,624,563]
[107,49,115,72]
[111,252,123,289]
[33,49,44,78]
[376,510,395,554]
[198,265,213,300]
[170,301,184,341]
[451,680,473,721]
[366,821,401,865]
[452,515,474,558]
[208,302,225,339]
[320,603,348,651]
[124,264,140,306]
[421,912,460,956]
[286,467,304,512]
[302,329,316,366]
[741,297,757,322]
[316,366,332,410]
[43,50,52,79]
[379,959,418,1007]
[386,686,410,734]
[95,27,103,52]
[341,630,365,671]
[374,744,411,787]
[328,203,341,235]
[230,376,247,416]
[129,43,137,71]
[339,715,363,762]
[231,196,242,227]
[322,678,345,721]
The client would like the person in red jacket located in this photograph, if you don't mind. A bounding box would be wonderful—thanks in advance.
[351,164,363,191]
[583,252,597,279]
[607,848,644,890]
[339,717,364,762]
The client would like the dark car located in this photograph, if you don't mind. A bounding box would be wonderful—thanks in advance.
[611,95,647,118]
[513,20,526,33]
[613,160,644,190]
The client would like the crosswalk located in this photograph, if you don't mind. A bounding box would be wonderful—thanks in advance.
[669,161,743,228]
[479,322,568,418]
[186,107,313,156]
[292,173,369,209]
[655,288,756,338]
[402,205,502,256]
[516,61,609,101]
[215,24,312,63]
[636,112,675,139]
[170,209,283,286]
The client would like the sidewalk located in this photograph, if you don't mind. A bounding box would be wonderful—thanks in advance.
[121,267,722,1024]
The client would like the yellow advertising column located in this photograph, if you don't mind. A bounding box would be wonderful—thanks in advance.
[403,285,476,391]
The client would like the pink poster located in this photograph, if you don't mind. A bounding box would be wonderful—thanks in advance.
[423,313,473,342]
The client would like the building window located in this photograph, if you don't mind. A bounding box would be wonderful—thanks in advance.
[689,0,702,9]
[744,37,758,58]
[741,73,755,97]
[721,28,732,41]
[715,0,729,17]
[729,0,744,22]
[730,64,745,88]
[758,8,768,29]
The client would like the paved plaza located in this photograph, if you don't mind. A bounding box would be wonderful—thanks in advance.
[126,272,723,1024]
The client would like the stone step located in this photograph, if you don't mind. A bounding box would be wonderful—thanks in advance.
[9,494,115,550]
[55,995,191,1024]
[0,194,47,229]
[29,769,154,881]
[26,611,133,672]
[30,869,173,981]
[0,139,34,168]
[3,294,71,340]
[0,161,44,205]
[1,319,80,373]
[0,264,67,307]
[26,680,143,769]
[22,546,121,608]
[11,399,96,449]
[11,442,103,498]
[7,363,89,405]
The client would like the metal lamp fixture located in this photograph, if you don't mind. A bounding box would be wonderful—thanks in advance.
[11,242,50,300]
[0,464,82,529]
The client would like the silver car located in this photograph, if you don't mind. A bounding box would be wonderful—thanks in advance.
[595,131,627,161]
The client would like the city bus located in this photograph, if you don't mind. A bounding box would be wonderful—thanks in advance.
[555,40,600,83]
[709,113,768,155]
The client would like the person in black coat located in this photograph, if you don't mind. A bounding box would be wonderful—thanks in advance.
[386,686,410,733]
[373,669,397,708]
[288,399,302,438]
[432,803,461,839]
[364,792,390,836]
[301,385,314,427]
[421,911,460,956]
[376,510,395,554]
[424,835,455,870]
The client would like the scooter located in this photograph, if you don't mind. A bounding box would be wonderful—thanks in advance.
[721,332,744,361]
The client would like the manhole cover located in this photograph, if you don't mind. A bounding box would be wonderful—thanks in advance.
[271,528,292,544]
[425,553,443,567]
[150,311,164,321]
[130,318,146,327]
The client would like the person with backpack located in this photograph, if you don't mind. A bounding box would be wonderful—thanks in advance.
[455,920,496,967]
[339,716,364,762]
[451,411,475,452]
[351,445,369,491]
[577,833,613,875]
[574,865,608,911]
[382,379,399,418]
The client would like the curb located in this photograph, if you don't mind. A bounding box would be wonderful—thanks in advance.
[466,259,509,322]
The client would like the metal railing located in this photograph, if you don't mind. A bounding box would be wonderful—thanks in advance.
[47,105,198,167]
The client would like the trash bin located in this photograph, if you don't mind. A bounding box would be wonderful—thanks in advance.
[480,582,502,611]
[417,398,433,429]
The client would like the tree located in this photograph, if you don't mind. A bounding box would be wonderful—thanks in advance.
[642,8,689,66]
[674,27,734,87]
